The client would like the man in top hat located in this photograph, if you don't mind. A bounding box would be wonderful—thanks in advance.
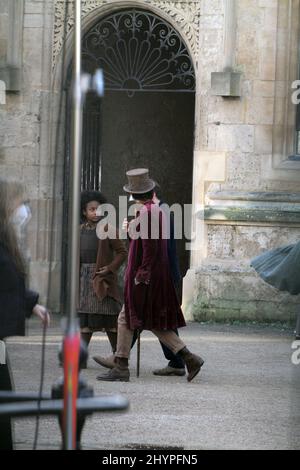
[97,169,204,382]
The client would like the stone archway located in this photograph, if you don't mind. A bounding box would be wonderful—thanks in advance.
[79,7,196,279]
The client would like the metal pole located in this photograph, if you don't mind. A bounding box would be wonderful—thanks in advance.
[63,0,82,450]
[69,0,82,324]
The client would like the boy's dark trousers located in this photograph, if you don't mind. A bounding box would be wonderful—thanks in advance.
[159,329,185,369]
[131,329,185,369]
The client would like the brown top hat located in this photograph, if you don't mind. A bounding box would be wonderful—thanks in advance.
[123,168,156,194]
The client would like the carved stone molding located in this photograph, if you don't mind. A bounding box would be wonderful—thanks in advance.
[53,0,200,69]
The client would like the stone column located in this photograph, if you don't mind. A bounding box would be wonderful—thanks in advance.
[211,0,241,97]
[7,0,24,68]
[223,0,237,71]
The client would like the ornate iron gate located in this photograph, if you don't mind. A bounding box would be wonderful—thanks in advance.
[82,8,195,96]
[75,8,195,192]
[63,8,195,308]
[81,96,102,190]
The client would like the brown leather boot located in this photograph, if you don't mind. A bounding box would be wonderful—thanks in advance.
[96,357,130,382]
[178,347,204,382]
[93,354,115,369]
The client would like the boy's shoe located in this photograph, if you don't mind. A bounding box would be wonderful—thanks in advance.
[93,354,115,369]
[96,366,130,382]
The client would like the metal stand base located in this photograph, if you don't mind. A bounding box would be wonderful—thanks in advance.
[0,390,128,450]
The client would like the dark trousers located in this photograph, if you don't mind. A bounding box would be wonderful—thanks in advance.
[0,355,14,450]
[130,282,185,369]
[131,328,185,369]
[158,283,185,368]
[159,329,185,369]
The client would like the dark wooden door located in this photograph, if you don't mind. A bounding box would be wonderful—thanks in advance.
[100,89,195,277]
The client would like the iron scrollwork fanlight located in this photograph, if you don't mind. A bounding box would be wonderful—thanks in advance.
[82,9,195,96]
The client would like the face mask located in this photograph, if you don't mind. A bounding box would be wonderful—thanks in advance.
[11,204,32,229]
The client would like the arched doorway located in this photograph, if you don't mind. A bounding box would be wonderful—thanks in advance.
[68,7,195,280]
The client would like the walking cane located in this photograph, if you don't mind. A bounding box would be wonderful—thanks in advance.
[136,330,141,377]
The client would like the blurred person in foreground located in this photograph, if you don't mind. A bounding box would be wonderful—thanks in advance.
[0,178,50,450]
[251,241,300,339]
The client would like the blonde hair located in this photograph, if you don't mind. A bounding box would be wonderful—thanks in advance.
[0,178,26,274]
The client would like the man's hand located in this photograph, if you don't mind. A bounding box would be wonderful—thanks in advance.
[32,304,50,327]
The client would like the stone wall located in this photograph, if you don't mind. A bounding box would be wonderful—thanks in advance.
[185,0,300,322]
[0,0,8,65]
[192,223,300,322]
[195,0,300,194]
[0,0,299,320]
[0,0,62,311]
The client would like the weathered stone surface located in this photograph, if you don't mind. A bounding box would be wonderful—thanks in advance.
[253,80,275,97]
[221,152,262,191]
[206,225,300,259]
[25,1,44,15]
[1,0,300,322]
[205,205,300,224]
[24,13,44,28]
[211,71,242,97]
[193,259,299,322]
[254,125,273,154]
[208,96,246,125]
[216,125,255,153]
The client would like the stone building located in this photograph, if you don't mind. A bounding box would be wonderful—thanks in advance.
[0,0,299,322]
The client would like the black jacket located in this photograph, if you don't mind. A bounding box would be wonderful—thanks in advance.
[0,244,38,339]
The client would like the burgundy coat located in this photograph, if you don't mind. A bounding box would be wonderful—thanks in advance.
[124,201,186,331]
